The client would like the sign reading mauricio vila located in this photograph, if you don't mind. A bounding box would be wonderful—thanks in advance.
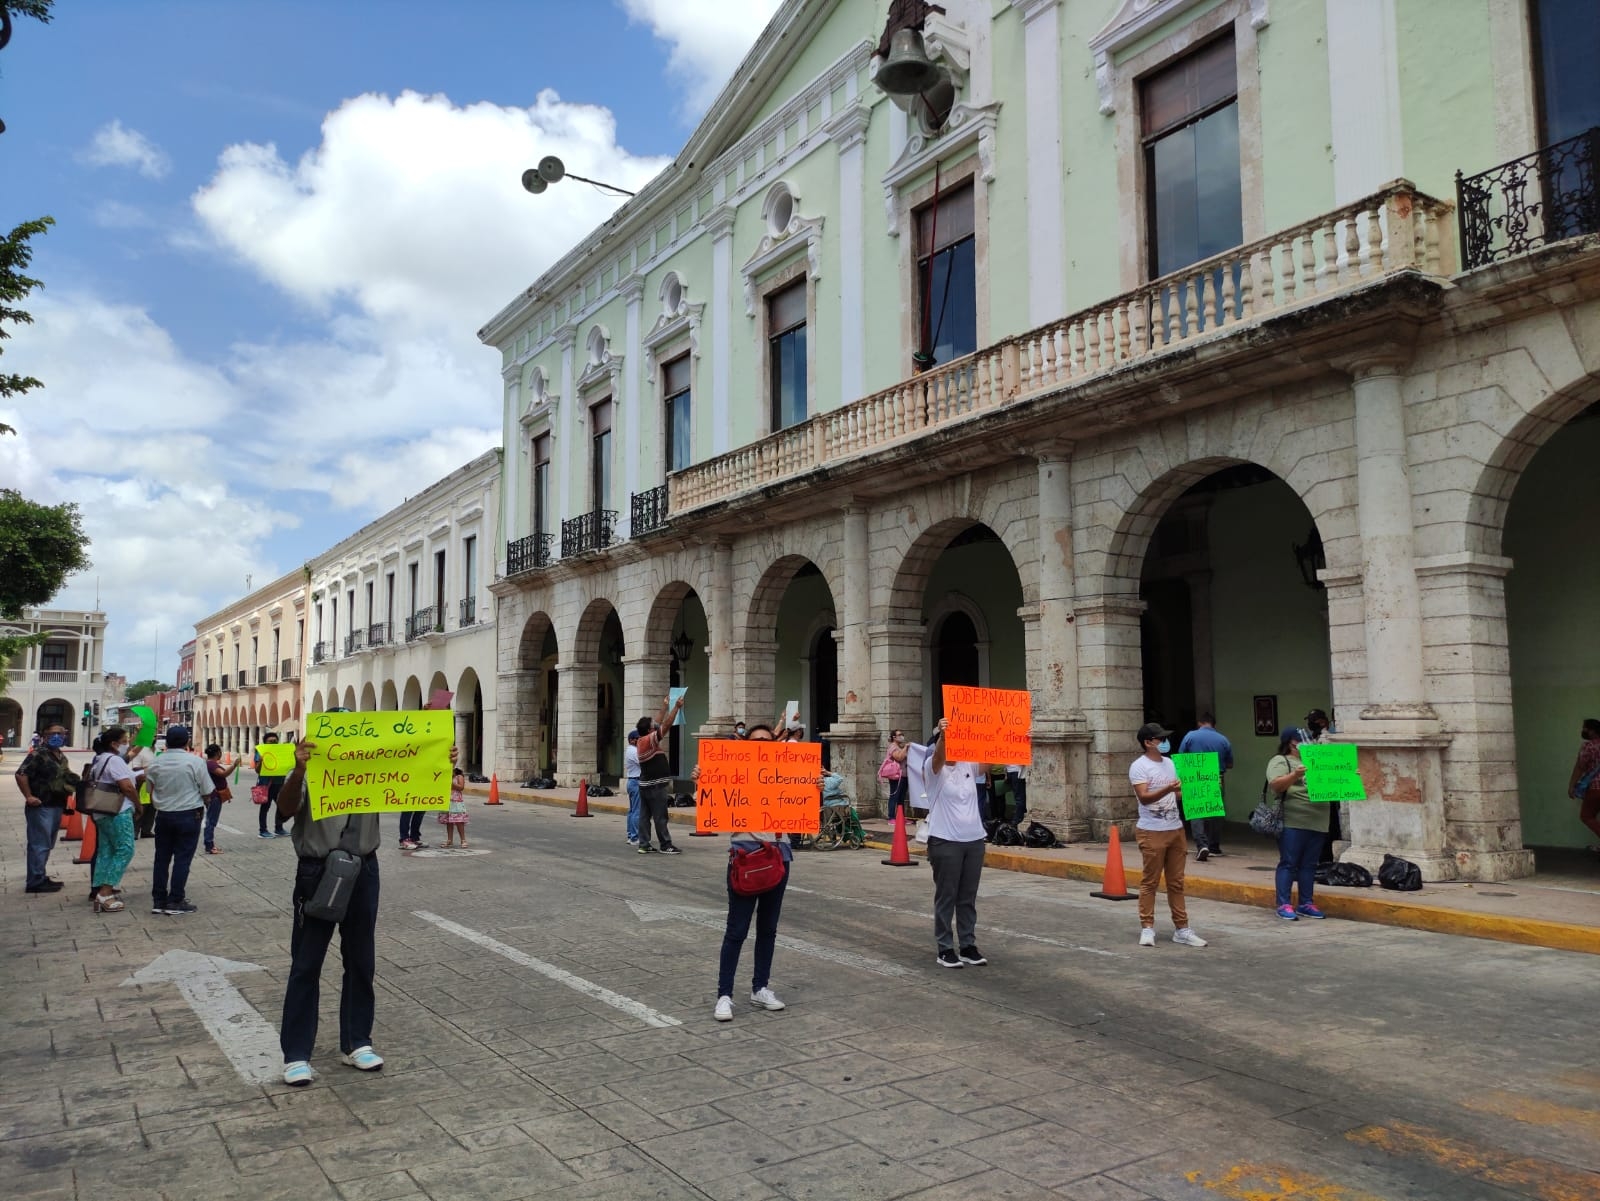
[303,711,453,820]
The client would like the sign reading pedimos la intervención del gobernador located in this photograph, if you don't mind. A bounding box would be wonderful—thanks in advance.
[695,739,821,835]
[303,711,453,820]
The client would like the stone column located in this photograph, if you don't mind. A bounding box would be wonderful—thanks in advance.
[866,617,924,816]
[624,654,672,735]
[732,639,777,733]
[700,541,736,736]
[1073,594,1146,839]
[493,669,542,781]
[554,662,598,787]
[826,504,881,813]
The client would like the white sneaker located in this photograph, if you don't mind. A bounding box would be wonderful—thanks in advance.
[750,987,786,1011]
[1138,927,1156,947]
[713,996,734,1022]
[1172,928,1208,947]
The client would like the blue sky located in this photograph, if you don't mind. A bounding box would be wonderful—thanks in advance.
[1,0,780,681]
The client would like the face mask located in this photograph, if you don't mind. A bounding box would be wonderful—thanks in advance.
[1157,740,1171,754]
[735,726,745,736]
[116,743,130,756]
[46,734,66,749]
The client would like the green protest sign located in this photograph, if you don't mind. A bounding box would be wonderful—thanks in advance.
[1299,743,1367,802]
[255,743,297,776]
[1171,752,1225,819]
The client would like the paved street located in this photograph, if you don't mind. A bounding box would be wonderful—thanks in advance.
[5,769,1599,1201]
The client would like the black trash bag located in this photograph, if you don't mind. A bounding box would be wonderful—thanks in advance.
[466,772,489,784]
[671,793,695,808]
[1377,854,1422,891]
[525,775,556,789]
[1022,821,1059,849]
[991,822,1023,846]
[982,817,1000,840]
[587,784,614,797]
[1314,861,1374,888]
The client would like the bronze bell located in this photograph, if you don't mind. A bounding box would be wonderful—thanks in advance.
[877,28,943,97]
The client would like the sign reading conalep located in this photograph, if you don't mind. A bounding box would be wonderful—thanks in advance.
[1170,752,1225,819]
[941,685,1032,765]
[254,743,297,776]
[303,711,453,820]
[695,739,821,835]
[1298,743,1368,803]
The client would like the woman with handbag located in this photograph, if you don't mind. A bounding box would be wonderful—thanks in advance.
[87,726,140,913]
[698,722,795,1023]
[1266,728,1329,921]
[203,744,232,855]
[880,729,909,823]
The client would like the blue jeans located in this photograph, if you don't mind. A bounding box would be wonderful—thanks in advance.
[1276,826,1322,908]
[204,795,225,849]
[626,779,641,840]
[24,804,64,888]
[399,811,425,843]
[886,775,909,822]
[281,853,379,1062]
[718,866,789,997]
[1006,772,1028,825]
[153,808,203,907]
[259,776,286,834]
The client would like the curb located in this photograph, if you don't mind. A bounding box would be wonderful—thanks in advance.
[466,784,1600,957]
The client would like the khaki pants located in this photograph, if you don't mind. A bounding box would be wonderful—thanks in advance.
[1135,827,1188,930]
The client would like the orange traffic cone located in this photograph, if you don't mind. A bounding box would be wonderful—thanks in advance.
[572,778,592,818]
[73,814,98,865]
[1090,825,1137,900]
[485,773,502,805]
[62,797,84,842]
[880,806,922,867]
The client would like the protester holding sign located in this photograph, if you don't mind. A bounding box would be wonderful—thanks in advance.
[636,691,687,855]
[1128,723,1207,948]
[275,729,458,1087]
[1266,728,1329,921]
[254,733,292,839]
[1177,715,1232,860]
[921,716,990,969]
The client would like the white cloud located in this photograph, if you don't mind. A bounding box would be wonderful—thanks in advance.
[79,119,172,179]
[620,0,783,115]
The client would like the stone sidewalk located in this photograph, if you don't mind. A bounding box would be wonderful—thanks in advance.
[467,780,1600,955]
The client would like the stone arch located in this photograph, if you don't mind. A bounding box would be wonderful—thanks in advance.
[269,701,280,726]
[743,553,841,645]
[886,515,1030,617]
[427,672,450,703]
[380,680,398,711]
[518,610,558,670]
[1465,377,1600,557]
[401,677,422,709]
[875,472,1038,616]
[643,580,697,660]
[359,682,377,712]
[572,596,624,665]
[342,686,357,710]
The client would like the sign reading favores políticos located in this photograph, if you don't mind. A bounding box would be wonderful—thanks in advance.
[695,739,821,835]
[303,711,453,820]
[941,685,1033,766]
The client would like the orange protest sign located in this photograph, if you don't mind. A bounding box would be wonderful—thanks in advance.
[695,739,822,834]
[941,685,1032,766]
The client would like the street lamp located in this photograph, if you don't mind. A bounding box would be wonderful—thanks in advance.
[521,155,635,198]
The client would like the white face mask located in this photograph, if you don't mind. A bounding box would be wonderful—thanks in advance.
[1157,740,1171,754]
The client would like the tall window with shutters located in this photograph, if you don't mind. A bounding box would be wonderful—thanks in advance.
[914,183,977,368]
[532,433,551,537]
[663,355,692,473]
[590,399,613,513]
[766,281,807,432]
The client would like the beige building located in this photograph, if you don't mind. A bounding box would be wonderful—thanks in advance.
[1,609,109,749]
[192,572,308,755]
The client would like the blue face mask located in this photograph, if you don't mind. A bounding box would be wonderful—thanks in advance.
[1158,740,1171,754]
[46,734,66,749]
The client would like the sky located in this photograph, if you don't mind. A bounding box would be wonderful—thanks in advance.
[0,0,782,683]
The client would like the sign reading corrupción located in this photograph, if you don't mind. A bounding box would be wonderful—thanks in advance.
[695,739,822,834]
[303,711,453,820]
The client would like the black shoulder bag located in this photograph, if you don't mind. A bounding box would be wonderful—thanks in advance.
[304,818,365,922]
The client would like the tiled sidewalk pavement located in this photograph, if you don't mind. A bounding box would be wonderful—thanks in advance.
[5,770,1600,1201]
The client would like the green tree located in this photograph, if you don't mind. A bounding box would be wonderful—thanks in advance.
[124,679,172,702]
[0,216,54,435]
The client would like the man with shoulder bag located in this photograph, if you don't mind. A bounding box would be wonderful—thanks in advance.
[276,735,457,1087]
[15,723,79,893]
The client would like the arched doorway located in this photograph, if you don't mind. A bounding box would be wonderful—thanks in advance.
[918,524,1024,734]
[1504,400,1600,851]
[515,612,559,779]
[1137,464,1331,824]
[359,683,377,712]
[456,667,484,774]
[36,698,71,743]
[401,676,422,710]
[646,582,710,777]
[568,600,623,782]
[744,557,839,743]
[0,700,20,746]
[380,680,398,711]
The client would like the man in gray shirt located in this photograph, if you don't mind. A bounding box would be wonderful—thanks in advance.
[276,735,457,1087]
[143,727,212,915]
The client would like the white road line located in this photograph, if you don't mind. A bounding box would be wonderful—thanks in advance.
[786,885,1124,958]
[216,823,246,836]
[627,900,912,978]
[120,951,280,1085]
[412,910,681,1028]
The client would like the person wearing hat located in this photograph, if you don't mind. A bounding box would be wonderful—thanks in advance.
[1128,722,1207,948]
[143,726,213,915]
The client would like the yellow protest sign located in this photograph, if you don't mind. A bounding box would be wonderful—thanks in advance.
[303,711,453,820]
[942,685,1032,765]
[255,743,297,776]
[695,739,821,834]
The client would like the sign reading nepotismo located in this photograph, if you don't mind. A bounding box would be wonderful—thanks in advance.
[304,711,453,820]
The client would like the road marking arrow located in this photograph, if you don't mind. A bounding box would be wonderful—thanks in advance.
[120,950,280,1085]
[627,900,912,978]
[413,911,681,1028]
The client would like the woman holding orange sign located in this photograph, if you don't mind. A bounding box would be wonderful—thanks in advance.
[920,716,989,969]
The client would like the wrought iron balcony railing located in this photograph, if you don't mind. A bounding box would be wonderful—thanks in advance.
[345,629,366,656]
[631,485,669,537]
[561,509,618,558]
[1457,126,1599,270]
[506,532,554,576]
[460,597,476,627]
[312,642,328,665]
[257,666,269,685]
[404,607,438,642]
[205,678,215,694]
[367,623,389,647]
[220,674,231,691]
[281,658,298,681]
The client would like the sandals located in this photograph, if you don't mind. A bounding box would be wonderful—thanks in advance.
[92,895,126,913]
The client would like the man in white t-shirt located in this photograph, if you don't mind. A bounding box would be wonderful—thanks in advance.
[623,730,642,845]
[919,717,989,969]
[1128,722,1206,949]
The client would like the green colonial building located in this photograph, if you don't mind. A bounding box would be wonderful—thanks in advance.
[482,0,1600,879]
